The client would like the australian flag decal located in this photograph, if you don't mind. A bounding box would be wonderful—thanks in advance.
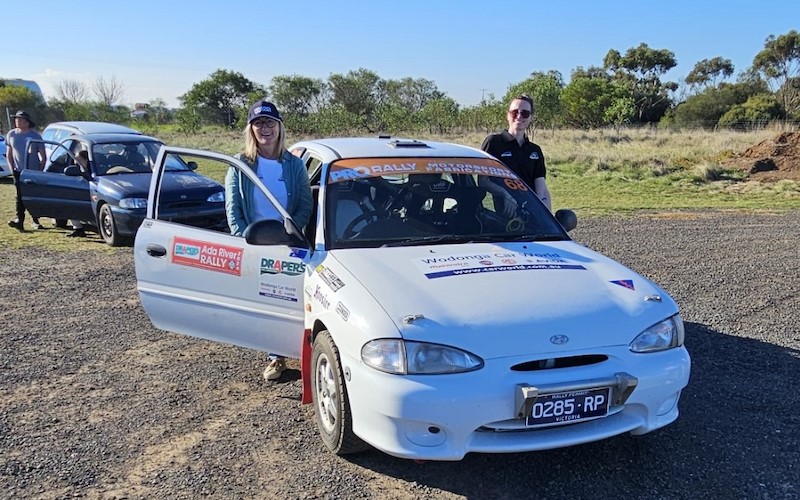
[610,279,635,290]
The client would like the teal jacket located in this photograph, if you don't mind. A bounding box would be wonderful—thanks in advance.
[225,151,312,236]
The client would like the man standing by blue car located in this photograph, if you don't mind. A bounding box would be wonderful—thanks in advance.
[5,110,46,231]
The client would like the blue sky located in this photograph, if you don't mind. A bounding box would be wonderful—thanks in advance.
[5,0,797,108]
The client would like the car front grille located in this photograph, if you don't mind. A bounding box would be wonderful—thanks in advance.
[510,355,608,371]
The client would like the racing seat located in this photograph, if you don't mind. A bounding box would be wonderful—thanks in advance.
[404,177,485,235]
[331,180,374,239]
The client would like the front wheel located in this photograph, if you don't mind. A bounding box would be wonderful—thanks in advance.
[311,331,369,455]
[98,204,127,246]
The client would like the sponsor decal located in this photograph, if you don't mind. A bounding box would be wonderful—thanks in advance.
[425,263,586,279]
[327,157,518,184]
[316,265,345,291]
[329,162,417,182]
[335,302,350,321]
[415,251,585,279]
[425,162,516,178]
[260,258,305,276]
[259,282,299,302]
[172,237,243,276]
[430,179,451,192]
[312,285,331,310]
[610,279,635,290]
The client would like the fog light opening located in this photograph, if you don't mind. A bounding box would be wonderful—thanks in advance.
[656,392,680,416]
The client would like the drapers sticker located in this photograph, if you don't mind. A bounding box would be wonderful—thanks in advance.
[610,279,635,290]
[172,237,243,276]
[414,251,586,279]
[260,258,306,276]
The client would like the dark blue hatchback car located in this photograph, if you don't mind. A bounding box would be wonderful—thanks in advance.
[20,123,226,245]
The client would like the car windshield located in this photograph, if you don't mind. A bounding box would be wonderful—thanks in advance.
[324,156,568,249]
[93,141,191,175]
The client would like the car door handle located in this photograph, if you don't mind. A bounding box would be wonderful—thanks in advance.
[146,244,167,257]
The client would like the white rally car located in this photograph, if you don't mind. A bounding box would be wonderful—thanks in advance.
[135,137,690,461]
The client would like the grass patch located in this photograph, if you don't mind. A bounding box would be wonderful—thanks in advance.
[2,127,797,249]
[0,179,127,252]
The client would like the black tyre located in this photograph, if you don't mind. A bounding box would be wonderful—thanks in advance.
[311,331,369,455]
[55,219,69,229]
[98,204,128,246]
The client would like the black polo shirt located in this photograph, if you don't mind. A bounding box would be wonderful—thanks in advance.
[480,130,546,189]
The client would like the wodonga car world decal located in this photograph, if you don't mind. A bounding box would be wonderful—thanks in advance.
[414,251,587,279]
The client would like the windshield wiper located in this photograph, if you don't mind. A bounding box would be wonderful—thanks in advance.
[384,234,477,247]
[501,233,566,242]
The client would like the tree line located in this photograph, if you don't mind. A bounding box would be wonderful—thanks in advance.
[2,30,798,135]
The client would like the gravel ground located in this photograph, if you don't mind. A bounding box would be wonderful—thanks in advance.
[1,210,798,499]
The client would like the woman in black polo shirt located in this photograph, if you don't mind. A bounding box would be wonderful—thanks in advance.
[481,94,552,212]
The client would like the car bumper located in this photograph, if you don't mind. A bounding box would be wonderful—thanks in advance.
[112,205,227,236]
[343,345,691,461]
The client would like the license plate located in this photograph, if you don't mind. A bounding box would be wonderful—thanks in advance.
[526,387,610,427]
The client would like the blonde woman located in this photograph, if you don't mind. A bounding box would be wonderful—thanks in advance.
[224,100,312,380]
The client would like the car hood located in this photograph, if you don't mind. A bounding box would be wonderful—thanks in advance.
[99,171,220,198]
[330,241,679,359]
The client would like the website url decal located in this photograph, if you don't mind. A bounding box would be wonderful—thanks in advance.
[425,263,586,279]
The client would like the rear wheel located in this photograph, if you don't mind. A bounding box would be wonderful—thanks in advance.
[311,331,369,455]
[54,219,69,229]
[98,204,127,246]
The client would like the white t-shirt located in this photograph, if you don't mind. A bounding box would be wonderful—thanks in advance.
[252,157,288,221]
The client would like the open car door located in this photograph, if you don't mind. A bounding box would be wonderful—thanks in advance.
[19,139,94,222]
[134,146,310,358]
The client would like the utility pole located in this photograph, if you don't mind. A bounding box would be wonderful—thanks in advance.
[479,88,487,103]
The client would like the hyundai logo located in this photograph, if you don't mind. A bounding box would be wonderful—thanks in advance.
[550,335,569,345]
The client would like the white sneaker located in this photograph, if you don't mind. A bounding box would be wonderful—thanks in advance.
[263,357,286,381]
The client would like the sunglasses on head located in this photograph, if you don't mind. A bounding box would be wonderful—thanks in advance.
[508,109,532,119]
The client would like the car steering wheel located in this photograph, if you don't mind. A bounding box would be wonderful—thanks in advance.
[342,210,384,239]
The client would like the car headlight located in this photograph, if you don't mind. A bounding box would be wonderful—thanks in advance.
[361,339,483,374]
[207,191,224,203]
[118,198,148,209]
[630,314,684,353]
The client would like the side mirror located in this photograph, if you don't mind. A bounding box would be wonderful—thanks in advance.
[64,165,92,180]
[64,165,82,176]
[187,161,198,171]
[555,209,578,232]
[244,219,310,248]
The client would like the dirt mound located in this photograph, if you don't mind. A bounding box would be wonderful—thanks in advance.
[726,131,800,181]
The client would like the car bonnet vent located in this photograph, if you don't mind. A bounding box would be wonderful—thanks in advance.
[387,139,430,149]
